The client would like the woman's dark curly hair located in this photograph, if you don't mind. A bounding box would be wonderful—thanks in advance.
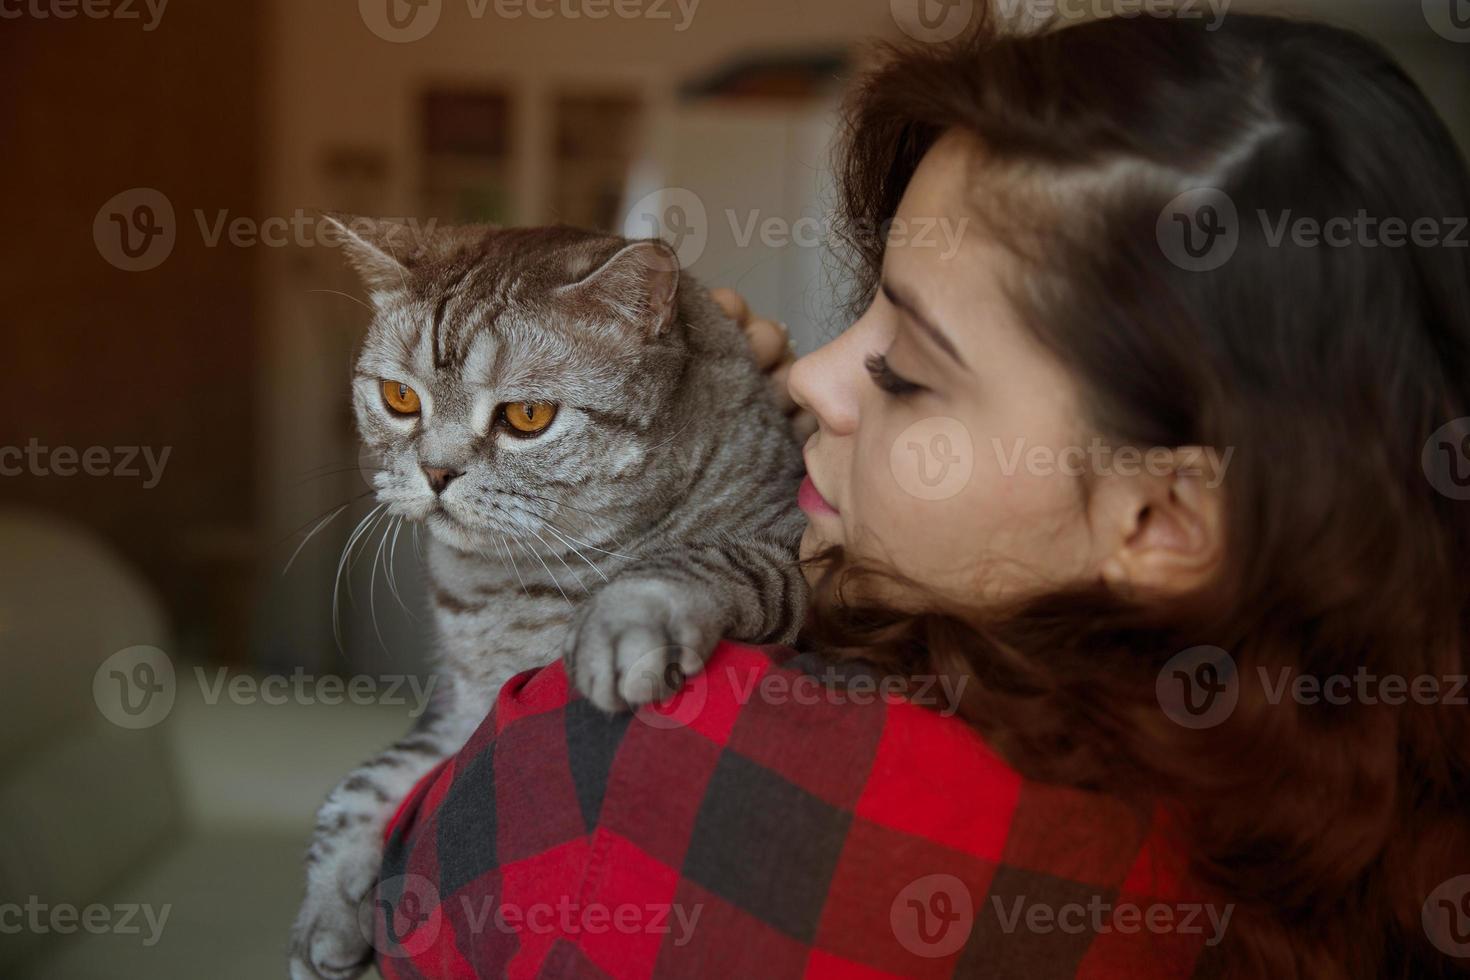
[801,10,1470,977]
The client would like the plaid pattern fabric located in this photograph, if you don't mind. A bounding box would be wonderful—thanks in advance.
[374,642,1222,979]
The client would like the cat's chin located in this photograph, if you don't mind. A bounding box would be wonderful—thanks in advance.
[424,509,497,554]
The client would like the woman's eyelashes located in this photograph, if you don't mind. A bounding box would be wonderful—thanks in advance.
[864,352,926,398]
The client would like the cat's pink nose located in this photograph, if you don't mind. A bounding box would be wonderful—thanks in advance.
[422,466,463,494]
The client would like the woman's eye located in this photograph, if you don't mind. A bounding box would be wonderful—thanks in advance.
[864,353,924,397]
[501,401,558,436]
[381,380,421,415]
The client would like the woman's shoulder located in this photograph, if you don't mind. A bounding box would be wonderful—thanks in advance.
[381,641,1209,979]
[484,639,1191,882]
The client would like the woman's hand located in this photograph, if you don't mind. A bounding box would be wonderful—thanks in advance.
[710,288,818,444]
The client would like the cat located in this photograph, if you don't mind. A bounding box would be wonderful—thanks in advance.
[288,217,808,980]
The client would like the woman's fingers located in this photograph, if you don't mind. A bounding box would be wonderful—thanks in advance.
[710,286,814,441]
[745,317,792,373]
[709,287,749,324]
[711,287,791,372]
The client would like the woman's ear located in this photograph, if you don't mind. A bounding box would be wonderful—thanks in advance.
[1091,447,1227,594]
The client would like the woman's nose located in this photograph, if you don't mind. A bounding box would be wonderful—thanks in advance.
[788,328,864,438]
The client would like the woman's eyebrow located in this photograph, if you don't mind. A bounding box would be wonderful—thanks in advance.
[881,280,968,369]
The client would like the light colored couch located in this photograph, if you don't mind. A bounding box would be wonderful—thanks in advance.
[0,510,406,979]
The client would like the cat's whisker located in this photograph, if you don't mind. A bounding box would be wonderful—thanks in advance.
[278,490,375,549]
[386,517,414,617]
[496,534,532,601]
[646,416,695,453]
[347,506,393,601]
[333,502,386,655]
[511,535,573,607]
[541,517,638,563]
[529,526,590,594]
[511,489,616,526]
[305,287,374,312]
[369,514,395,653]
[541,522,609,584]
[507,492,635,558]
[284,503,350,576]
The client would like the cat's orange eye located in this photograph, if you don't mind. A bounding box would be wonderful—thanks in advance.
[381,380,421,415]
[502,401,557,435]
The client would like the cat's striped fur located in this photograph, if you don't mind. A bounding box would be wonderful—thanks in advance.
[288,219,806,980]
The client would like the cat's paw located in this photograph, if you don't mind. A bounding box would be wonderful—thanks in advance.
[288,853,378,980]
[563,577,723,713]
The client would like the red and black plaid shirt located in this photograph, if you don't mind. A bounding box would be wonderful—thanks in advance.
[374,641,1224,979]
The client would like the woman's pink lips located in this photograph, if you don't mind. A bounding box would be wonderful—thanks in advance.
[798,474,838,517]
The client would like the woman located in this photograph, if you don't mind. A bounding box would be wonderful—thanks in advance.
[372,10,1470,978]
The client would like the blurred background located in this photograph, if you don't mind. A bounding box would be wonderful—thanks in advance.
[0,1,1466,977]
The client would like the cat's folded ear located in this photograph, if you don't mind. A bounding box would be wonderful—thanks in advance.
[559,239,680,337]
[320,212,427,293]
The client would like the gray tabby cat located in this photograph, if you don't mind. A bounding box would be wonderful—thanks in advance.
[288,217,807,980]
